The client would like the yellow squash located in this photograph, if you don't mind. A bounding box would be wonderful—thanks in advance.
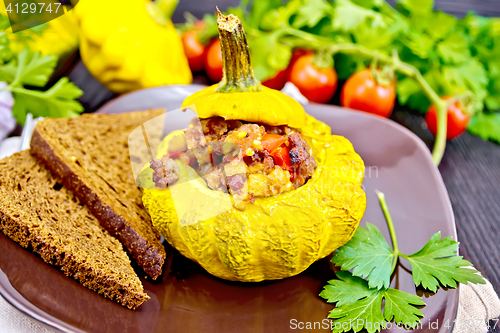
[75,0,192,93]
[143,11,366,282]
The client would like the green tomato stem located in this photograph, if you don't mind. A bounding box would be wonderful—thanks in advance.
[376,190,400,275]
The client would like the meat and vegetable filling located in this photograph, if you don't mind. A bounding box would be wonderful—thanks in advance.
[151,117,317,205]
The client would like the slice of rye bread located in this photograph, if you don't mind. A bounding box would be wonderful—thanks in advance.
[30,110,166,280]
[0,151,149,309]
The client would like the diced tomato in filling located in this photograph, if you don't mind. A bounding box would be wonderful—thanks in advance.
[261,134,287,154]
[272,145,292,171]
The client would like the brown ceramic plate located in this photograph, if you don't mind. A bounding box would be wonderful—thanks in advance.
[0,85,458,332]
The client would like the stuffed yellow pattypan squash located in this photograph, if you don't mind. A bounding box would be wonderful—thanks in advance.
[142,11,366,282]
[75,0,192,93]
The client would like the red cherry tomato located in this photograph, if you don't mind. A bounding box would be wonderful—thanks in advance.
[204,39,223,82]
[425,97,471,140]
[289,54,338,104]
[340,69,396,118]
[181,30,205,72]
[262,49,313,90]
[261,134,287,153]
[288,50,313,73]
[262,68,288,90]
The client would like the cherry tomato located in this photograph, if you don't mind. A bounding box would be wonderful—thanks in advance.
[273,145,292,170]
[262,68,288,90]
[288,50,313,73]
[261,134,287,153]
[204,38,223,82]
[181,30,205,72]
[340,69,396,118]
[289,54,338,104]
[425,97,470,140]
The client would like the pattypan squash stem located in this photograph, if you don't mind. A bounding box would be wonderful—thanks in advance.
[282,26,448,165]
[376,190,401,275]
[216,9,262,93]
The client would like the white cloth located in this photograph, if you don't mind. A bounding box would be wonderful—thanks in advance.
[0,296,56,332]
[452,278,500,333]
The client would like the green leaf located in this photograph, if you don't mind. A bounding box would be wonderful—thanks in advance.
[382,288,426,324]
[250,31,292,81]
[8,49,57,87]
[332,223,396,290]
[436,32,471,64]
[332,0,388,32]
[11,77,84,125]
[397,0,433,17]
[485,71,500,110]
[468,111,500,144]
[352,20,403,51]
[403,31,435,59]
[396,77,421,104]
[247,0,282,29]
[319,271,375,306]
[406,232,486,292]
[292,0,333,29]
[323,272,384,333]
[351,0,386,8]
[321,271,424,333]
[0,31,12,64]
[0,60,17,82]
[260,0,301,31]
[442,60,488,113]
[426,11,457,40]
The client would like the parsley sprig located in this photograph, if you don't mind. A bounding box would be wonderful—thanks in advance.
[0,19,83,125]
[320,191,485,333]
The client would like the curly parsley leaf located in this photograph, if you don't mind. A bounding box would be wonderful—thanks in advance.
[321,271,425,333]
[293,0,333,29]
[468,111,500,144]
[405,232,486,292]
[247,0,282,29]
[332,0,388,32]
[11,77,83,124]
[0,47,83,125]
[4,49,57,87]
[250,31,291,81]
[331,223,395,290]
[319,271,375,306]
[396,0,433,17]
[381,288,425,324]
[436,32,471,65]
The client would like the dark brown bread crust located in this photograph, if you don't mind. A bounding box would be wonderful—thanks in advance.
[0,151,149,309]
[30,110,166,279]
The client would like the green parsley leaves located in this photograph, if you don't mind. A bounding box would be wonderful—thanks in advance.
[0,24,83,125]
[321,272,425,333]
[406,232,486,292]
[332,223,395,290]
[468,111,500,144]
[321,191,485,332]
